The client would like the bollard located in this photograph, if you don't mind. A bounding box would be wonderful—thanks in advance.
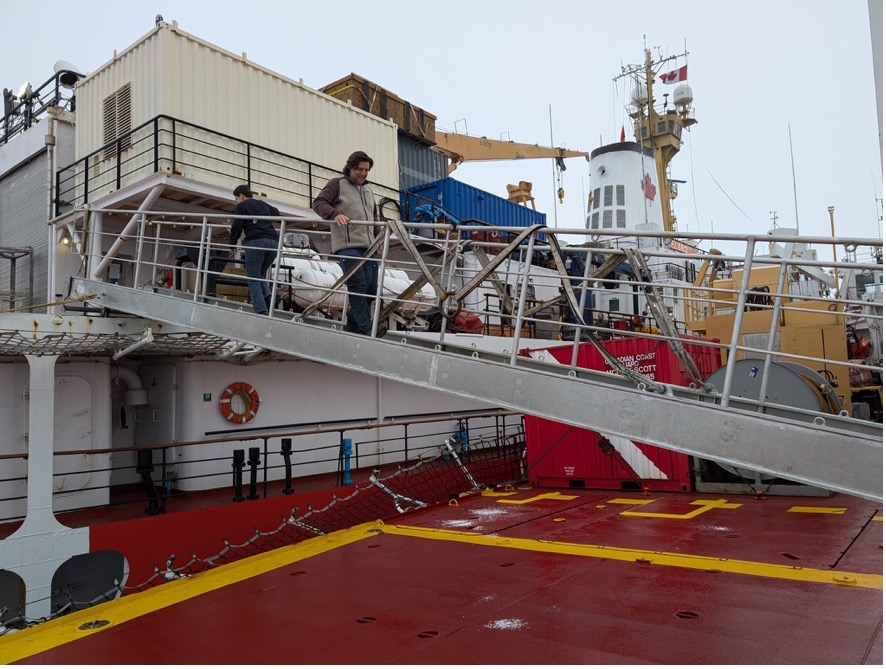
[246,446,261,500]
[341,437,353,485]
[280,438,294,495]
[232,449,245,502]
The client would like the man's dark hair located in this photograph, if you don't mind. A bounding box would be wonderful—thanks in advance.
[342,151,374,177]
[233,184,253,198]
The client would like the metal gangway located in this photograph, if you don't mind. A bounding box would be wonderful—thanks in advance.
[31,209,886,501]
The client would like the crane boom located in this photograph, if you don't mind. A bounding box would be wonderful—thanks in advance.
[434,130,589,173]
[694,249,723,287]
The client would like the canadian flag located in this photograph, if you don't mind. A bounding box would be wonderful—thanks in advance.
[659,65,688,85]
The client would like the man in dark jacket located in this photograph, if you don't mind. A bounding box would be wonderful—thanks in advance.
[230,184,280,314]
[311,151,384,335]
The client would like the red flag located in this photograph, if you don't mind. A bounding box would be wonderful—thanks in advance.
[659,64,688,85]
[619,125,625,142]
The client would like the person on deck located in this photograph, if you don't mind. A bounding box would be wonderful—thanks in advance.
[311,151,385,336]
[229,184,280,315]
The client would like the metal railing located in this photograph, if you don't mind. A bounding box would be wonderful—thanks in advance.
[54,114,401,215]
[1,70,81,146]
[44,208,885,499]
[64,209,883,394]
[0,410,523,525]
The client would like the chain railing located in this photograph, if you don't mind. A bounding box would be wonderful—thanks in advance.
[0,413,525,633]
[0,410,522,525]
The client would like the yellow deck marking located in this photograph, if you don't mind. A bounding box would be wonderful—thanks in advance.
[497,491,579,505]
[0,520,382,665]
[481,489,519,497]
[607,497,658,506]
[874,515,883,522]
[5,504,880,664]
[787,506,847,514]
[384,523,882,591]
[621,498,742,519]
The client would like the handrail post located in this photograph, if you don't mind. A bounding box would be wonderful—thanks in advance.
[269,218,286,316]
[371,224,392,335]
[719,237,757,408]
[570,246,596,366]
[756,260,791,407]
[133,212,148,289]
[246,447,261,500]
[307,163,313,200]
[195,216,209,301]
[232,449,245,502]
[262,437,269,499]
[153,117,159,173]
[115,138,122,190]
[160,447,168,513]
[171,118,177,174]
[510,233,537,364]
[336,430,345,486]
[280,438,294,495]
[83,155,90,204]
[136,448,161,516]
[53,164,60,217]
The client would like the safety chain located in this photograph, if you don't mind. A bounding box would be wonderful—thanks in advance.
[1,436,525,634]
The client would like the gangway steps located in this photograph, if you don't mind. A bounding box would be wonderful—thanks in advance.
[73,278,883,501]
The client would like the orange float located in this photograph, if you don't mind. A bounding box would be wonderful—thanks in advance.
[219,382,260,424]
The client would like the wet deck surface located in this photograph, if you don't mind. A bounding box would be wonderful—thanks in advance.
[5,487,882,665]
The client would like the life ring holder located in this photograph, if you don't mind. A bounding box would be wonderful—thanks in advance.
[220,382,260,424]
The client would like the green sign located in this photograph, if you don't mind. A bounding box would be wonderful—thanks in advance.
[203,393,212,402]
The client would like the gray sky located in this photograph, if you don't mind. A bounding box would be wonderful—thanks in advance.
[2,0,882,246]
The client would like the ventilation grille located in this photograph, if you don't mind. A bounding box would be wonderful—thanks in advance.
[102,83,132,160]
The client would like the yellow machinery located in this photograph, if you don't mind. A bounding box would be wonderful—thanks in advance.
[685,248,723,331]
[433,131,589,206]
[505,181,537,209]
[694,264,854,412]
[433,130,588,174]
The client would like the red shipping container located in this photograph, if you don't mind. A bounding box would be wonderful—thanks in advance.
[522,336,721,492]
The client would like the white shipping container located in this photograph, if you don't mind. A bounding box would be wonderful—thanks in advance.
[73,22,399,206]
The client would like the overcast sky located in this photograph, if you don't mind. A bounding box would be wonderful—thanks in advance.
[2,0,882,248]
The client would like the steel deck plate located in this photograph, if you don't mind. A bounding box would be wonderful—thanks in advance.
[5,489,882,665]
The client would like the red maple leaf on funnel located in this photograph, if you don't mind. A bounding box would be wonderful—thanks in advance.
[642,173,657,200]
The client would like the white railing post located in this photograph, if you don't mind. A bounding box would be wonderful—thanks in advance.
[719,237,757,408]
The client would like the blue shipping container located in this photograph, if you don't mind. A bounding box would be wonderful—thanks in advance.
[403,177,547,230]
[398,137,448,193]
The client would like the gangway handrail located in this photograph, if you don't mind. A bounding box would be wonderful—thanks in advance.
[30,210,886,499]
[71,274,883,501]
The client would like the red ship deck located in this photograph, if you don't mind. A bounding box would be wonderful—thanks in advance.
[3,487,882,665]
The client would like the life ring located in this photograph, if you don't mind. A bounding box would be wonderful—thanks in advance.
[220,382,260,424]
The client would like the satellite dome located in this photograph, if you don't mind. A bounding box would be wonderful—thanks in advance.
[673,83,693,106]
[631,83,648,106]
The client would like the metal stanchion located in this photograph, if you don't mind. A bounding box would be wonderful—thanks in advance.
[232,449,245,502]
[281,438,294,495]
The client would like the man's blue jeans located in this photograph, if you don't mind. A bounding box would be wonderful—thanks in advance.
[244,238,278,314]
[338,247,379,333]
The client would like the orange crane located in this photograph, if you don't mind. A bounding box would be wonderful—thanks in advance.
[433,130,589,174]
[433,130,589,206]
[694,248,723,288]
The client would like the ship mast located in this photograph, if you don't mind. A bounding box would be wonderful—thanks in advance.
[620,48,697,231]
